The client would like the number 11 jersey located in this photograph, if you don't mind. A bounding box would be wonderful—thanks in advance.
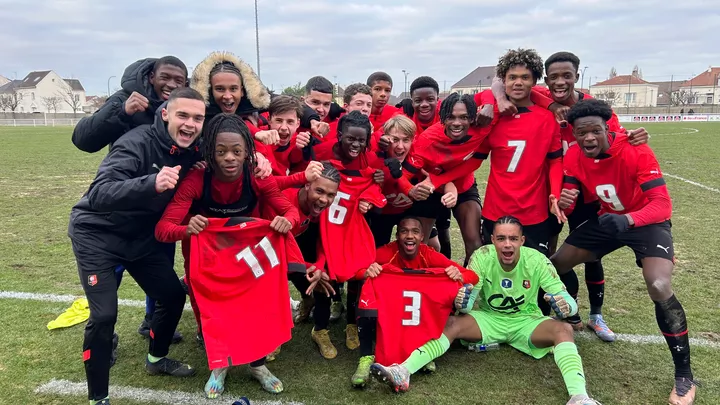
[358,264,462,366]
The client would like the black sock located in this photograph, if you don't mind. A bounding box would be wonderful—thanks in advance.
[584,260,605,315]
[560,271,581,324]
[313,292,331,331]
[346,280,363,324]
[654,295,693,379]
[250,357,265,367]
[357,317,376,357]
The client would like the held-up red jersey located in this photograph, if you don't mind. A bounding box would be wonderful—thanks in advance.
[357,264,463,366]
[400,123,490,195]
[320,162,387,282]
[190,217,305,369]
[562,133,672,227]
[374,243,478,285]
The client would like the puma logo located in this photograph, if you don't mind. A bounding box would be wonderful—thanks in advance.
[656,244,670,253]
[539,242,549,249]
[360,300,368,306]
[415,348,426,355]
[152,163,161,171]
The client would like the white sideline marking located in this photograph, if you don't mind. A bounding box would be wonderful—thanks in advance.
[664,173,720,194]
[575,331,720,349]
[651,128,700,136]
[0,290,193,311]
[35,378,305,405]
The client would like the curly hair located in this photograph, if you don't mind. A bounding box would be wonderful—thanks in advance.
[439,92,477,123]
[201,113,256,173]
[496,48,544,82]
[566,99,614,126]
[343,83,372,105]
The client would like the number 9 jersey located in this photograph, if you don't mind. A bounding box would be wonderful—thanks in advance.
[320,161,387,282]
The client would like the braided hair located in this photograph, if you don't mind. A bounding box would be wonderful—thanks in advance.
[439,92,477,123]
[337,110,372,149]
[210,61,243,84]
[201,113,256,173]
[494,215,524,234]
[318,161,341,183]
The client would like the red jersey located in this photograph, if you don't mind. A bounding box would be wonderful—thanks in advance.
[562,133,671,227]
[190,217,305,369]
[374,243,478,285]
[358,264,462,366]
[400,123,489,194]
[271,135,305,175]
[403,103,441,136]
[320,163,387,282]
[370,105,401,130]
[381,176,414,215]
[479,106,563,225]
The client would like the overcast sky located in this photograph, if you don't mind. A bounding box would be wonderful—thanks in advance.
[1,0,717,96]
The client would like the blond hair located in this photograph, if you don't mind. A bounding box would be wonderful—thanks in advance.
[382,115,416,139]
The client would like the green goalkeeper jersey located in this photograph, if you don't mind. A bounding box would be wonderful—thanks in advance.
[467,245,568,317]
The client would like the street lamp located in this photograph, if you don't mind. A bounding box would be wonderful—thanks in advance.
[402,70,410,97]
[107,75,116,97]
[580,66,589,92]
[254,0,261,78]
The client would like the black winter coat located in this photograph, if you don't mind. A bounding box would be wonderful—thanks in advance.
[71,58,165,153]
[68,104,201,261]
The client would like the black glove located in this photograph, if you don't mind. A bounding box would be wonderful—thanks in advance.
[598,213,629,235]
[301,136,322,162]
[396,98,414,117]
[328,102,346,121]
[384,157,403,179]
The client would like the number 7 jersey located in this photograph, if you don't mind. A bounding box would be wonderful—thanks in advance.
[320,162,387,282]
[358,265,462,366]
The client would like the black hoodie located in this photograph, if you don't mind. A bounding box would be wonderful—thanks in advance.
[71,58,166,153]
[68,102,201,261]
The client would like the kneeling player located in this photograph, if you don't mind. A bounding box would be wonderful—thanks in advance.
[371,216,599,405]
[351,216,476,387]
[552,99,696,405]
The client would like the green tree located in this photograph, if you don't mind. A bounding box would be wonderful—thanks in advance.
[282,82,305,98]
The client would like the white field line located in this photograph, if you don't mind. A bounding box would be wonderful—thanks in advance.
[650,128,700,136]
[35,378,305,405]
[664,173,720,194]
[3,290,720,349]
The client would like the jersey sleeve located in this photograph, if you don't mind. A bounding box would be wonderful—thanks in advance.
[399,145,426,195]
[530,87,554,110]
[422,247,477,284]
[375,244,396,265]
[628,147,672,227]
[427,139,488,188]
[607,112,626,134]
[356,279,378,318]
[561,151,581,214]
[547,120,563,198]
[359,183,388,208]
[273,171,308,190]
[535,253,567,294]
[154,170,203,243]
[285,233,308,274]
[256,176,301,229]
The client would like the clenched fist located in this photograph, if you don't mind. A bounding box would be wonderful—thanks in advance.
[186,215,209,236]
[124,92,149,116]
[155,165,181,193]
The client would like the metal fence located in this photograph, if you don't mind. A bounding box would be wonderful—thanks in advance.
[0,119,79,127]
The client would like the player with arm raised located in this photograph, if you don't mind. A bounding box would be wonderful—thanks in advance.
[371,217,599,405]
[552,99,696,405]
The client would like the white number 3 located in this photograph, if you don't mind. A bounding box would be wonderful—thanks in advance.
[595,184,625,211]
[507,140,526,173]
[402,291,421,326]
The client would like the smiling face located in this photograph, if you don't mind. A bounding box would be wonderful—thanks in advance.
[338,126,368,160]
[545,61,578,104]
[443,102,470,140]
[150,64,187,101]
[387,128,412,161]
[213,131,248,181]
[491,223,525,269]
[304,176,339,217]
[162,97,205,148]
[211,72,243,114]
[572,116,610,158]
[411,87,438,123]
[303,90,332,120]
[396,218,423,259]
[270,110,300,146]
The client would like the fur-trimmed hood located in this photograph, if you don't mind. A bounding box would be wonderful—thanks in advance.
[190,51,270,118]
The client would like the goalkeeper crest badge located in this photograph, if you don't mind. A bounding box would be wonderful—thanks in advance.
[523,280,531,289]
[501,278,512,288]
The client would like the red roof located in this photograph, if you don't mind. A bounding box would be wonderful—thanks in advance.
[594,75,650,86]
[681,68,720,87]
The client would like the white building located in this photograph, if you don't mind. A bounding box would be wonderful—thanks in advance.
[679,67,720,105]
[590,75,659,107]
[0,70,86,114]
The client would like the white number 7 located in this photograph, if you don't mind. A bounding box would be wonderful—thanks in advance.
[235,236,279,278]
[402,291,421,326]
[507,140,526,173]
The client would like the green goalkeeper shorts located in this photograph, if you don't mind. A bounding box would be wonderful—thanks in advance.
[469,310,553,359]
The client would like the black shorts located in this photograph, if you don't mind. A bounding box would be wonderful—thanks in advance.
[296,222,320,264]
[564,218,674,267]
[482,216,553,257]
[548,191,601,237]
[409,181,482,220]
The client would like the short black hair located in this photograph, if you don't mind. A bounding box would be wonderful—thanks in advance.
[201,113,256,173]
[544,52,580,74]
[366,72,393,87]
[337,110,372,148]
[154,56,188,77]
[167,87,204,104]
[496,48,544,82]
[343,83,372,104]
[410,76,439,95]
[439,92,477,123]
[494,215,523,234]
[398,216,423,229]
[305,76,333,94]
[566,99,614,126]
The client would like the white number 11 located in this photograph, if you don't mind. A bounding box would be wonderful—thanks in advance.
[235,236,279,278]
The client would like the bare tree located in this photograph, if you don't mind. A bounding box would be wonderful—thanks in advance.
[88,96,108,112]
[0,88,23,117]
[666,89,698,106]
[42,96,62,114]
[594,89,622,107]
[58,88,83,116]
[609,67,617,78]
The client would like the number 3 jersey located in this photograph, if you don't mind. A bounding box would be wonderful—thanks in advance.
[320,162,387,282]
[358,264,462,366]
[190,217,306,369]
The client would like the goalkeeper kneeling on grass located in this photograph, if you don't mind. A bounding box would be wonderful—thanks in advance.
[371,215,600,405]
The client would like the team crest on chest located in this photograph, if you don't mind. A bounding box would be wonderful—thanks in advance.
[501,278,513,289]
[523,280,531,289]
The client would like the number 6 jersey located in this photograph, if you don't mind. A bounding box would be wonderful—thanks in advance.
[357,264,462,366]
[190,217,306,369]
[320,162,386,282]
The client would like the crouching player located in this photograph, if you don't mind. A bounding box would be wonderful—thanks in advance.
[552,99,696,405]
[371,216,599,405]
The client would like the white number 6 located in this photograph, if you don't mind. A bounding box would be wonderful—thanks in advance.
[328,191,351,225]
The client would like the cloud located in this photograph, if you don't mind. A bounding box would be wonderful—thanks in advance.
[0,0,716,95]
